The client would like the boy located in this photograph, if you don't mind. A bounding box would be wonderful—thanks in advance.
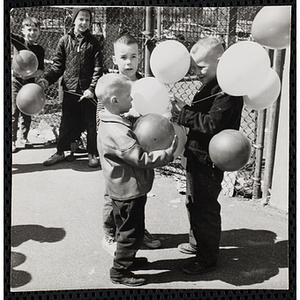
[96,73,177,286]
[38,8,102,168]
[11,17,45,152]
[100,33,162,256]
[172,37,244,274]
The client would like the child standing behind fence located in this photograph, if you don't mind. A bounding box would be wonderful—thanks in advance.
[98,33,163,257]
[38,7,103,168]
[96,73,177,286]
[11,17,45,153]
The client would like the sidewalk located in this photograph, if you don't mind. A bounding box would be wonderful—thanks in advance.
[10,145,289,291]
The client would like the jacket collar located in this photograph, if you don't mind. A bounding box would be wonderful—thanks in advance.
[99,110,132,127]
[68,27,91,39]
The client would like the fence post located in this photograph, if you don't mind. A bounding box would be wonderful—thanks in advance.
[262,49,286,204]
[144,7,154,77]
[157,7,161,39]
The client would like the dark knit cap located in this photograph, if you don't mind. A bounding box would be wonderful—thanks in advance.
[72,7,93,23]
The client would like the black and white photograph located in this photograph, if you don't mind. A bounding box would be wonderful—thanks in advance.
[4,2,295,298]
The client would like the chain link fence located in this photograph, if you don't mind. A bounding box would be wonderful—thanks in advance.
[10,6,263,198]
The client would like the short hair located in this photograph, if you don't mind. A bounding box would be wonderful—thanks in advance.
[22,17,41,29]
[113,33,138,48]
[95,73,131,105]
[191,37,224,60]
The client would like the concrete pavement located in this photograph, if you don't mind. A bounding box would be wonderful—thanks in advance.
[10,145,289,291]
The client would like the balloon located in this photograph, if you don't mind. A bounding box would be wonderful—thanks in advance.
[251,6,291,49]
[217,41,270,96]
[131,77,170,115]
[133,114,175,153]
[16,83,45,116]
[150,40,190,84]
[243,68,281,110]
[172,123,187,159]
[12,50,38,78]
[209,129,251,171]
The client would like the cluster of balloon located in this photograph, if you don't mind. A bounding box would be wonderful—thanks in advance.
[243,68,281,110]
[16,83,46,116]
[150,40,190,84]
[208,129,251,172]
[251,6,291,50]
[216,41,271,96]
[133,114,175,153]
[171,123,187,159]
[12,50,38,78]
[131,77,170,115]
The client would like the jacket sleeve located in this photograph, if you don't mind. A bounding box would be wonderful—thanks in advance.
[177,93,241,135]
[44,36,66,85]
[88,38,103,94]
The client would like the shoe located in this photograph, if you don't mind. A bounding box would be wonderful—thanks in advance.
[130,257,148,270]
[143,229,161,249]
[181,260,217,275]
[178,243,197,254]
[24,139,33,149]
[111,272,146,286]
[88,154,99,168]
[102,235,116,257]
[43,152,65,166]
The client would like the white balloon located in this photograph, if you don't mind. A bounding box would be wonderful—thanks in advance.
[217,41,271,96]
[150,40,190,84]
[131,77,170,115]
[243,68,281,110]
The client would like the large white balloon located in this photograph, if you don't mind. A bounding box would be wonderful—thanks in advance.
[217,41,271,96]
[150,40,190,84]
[243,68,281,110]
[251,6,291,49]
[131,77,170,115]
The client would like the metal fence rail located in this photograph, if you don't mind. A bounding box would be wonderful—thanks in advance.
[10,6,265,198]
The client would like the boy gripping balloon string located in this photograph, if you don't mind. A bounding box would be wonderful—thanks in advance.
[172,37,244,275]
[38,8,103,168]
[11,17,45,152]
[96,73,177,286]
[99,33,163,257]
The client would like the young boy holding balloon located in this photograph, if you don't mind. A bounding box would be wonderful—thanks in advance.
[100,33,163,256]
[96,73,177,286]
[11,17,45,152]
[172,37,244,275]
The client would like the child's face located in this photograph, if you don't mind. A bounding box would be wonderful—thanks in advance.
[113,43,139,80]
[22,25,40,43]
[74,11,91,34]
[190,50,218,85]
[115,83,133,114]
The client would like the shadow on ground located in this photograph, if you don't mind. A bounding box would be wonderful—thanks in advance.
[10,225,66,288]
[139,228,288,286]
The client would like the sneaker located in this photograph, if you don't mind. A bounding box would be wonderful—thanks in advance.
[178,243,197,254]
[43,152,65,166]
[111,272,146,286]
[102,235,116,257]
[143,229,161,249]
[180,260,217,275]
[88,154,99,168]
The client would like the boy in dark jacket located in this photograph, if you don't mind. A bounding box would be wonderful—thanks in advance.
[172,37,244,275]
[96,73,177,286]
[38,8,102,168]
[11,17,45,152]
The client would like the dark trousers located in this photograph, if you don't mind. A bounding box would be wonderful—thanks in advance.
[12,78,31,142]
[103,192,116,237]
[186,158,224,266]
[57,91,97,155]
[110,195,146,279]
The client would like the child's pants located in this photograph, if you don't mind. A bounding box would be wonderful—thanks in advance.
[185,158,224,267]
[103,192,116,238]
[110,195,146,279]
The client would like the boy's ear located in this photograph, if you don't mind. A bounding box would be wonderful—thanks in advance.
[112,55,117,65]
[111,95,118,105]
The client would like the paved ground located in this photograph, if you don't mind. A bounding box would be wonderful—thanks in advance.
[10,144,289,292]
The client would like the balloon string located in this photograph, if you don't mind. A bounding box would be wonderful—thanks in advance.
[191,92,225,105]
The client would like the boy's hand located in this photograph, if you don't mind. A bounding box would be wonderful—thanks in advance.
[79,89,94,101]
[37,78,49,89]
[165,135,178,156]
